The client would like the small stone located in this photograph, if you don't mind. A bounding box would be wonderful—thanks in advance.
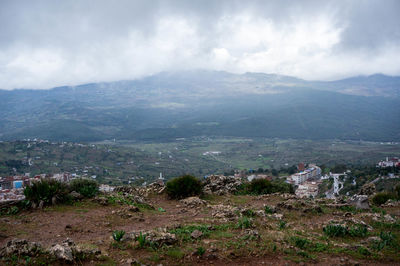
[191,230,203,239]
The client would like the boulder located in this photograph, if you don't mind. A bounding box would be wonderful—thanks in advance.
[180,197,206,208]
[69,191,83,200]
[49,238,75,262]
[348,195,370,209]
[191,230,203,239]
[0,239,41,257]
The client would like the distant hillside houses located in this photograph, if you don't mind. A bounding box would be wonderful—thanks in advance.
[287,164,321,185]
[0,172,78,202]
[377,157,400,168]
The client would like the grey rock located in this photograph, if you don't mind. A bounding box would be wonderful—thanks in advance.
[49,238,76,262]
[348,195,370,209]
[0,239,41,257]
[69,191,83,200]
[180,197,206,208]
[50,243,74,262]
[191,230,203,239]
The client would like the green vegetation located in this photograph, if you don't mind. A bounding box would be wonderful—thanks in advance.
[372,192,396,206]
[264,205,274,214]
[23,179,70,206]
[166,175,203,199]
[169,224,211,242]
[137,232,150,248]
[196,246,206,256]
[323,224,368,238]
[323,224,348,237]
[0,138,398,186]
[69,178,99,198]
[278,220,287,230]
[372,231,395,251]
[22,178,99,208]
[236,217,253,229]
[237,178,294,195]
[112,230,125,242]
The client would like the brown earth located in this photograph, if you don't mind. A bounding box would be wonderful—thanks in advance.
[1,193,399,265]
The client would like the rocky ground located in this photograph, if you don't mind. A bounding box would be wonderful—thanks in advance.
[1,179,400,265]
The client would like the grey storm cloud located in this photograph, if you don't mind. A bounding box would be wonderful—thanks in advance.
[0,0,399,89]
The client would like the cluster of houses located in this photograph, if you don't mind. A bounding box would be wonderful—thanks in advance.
[287,163,322,186]
[377,157,400,168]
[0,172,76,202]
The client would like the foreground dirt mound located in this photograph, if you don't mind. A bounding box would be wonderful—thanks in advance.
[1,187,400,265]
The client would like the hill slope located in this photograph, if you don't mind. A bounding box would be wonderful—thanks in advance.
[1,71,399,142]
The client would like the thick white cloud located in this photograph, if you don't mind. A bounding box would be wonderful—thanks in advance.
[0,0,399,89]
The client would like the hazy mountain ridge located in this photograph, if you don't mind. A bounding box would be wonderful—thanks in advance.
[1,71,399,142]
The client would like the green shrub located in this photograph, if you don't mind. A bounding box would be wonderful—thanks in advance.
[242,209,256,217]
[236,216,253,229]
[237,179,294,195]
[278,220,287,230]
[348,224,368,237]
[249,179,273,194]
[292,236,310,249]
[323,224,348,237]
[372,231,396,251]
[357,246,371,256]
[69,178,99,198]
[166,175,203,199]
[137,232,148,248]
[196,246,206,256]
[372,192,396,206]
[264,205,274,214]
[112,230,125,242]
[24,179,70,205]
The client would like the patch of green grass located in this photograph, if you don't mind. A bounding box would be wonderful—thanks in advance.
[242,209,256,217]
[196,246,206,256]
[169,224,212,242]
[75,209,89,213]
[348,224,368,237]
[323,224,347,237]
[210,230,234,239]
[165,247,184,259]
[264,205,274,214]
[371,221,400,231]
[134,202,155,210]
[236,216,253,229]
[278,220,287,230]
[371,206,386,215]
[147,253,162,262]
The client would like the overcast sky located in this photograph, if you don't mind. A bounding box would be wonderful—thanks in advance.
[0,0,399,90]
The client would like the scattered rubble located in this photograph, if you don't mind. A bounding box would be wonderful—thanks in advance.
[203,175,243,195]
[125,229,177,246]
[114,182,166,198]
[180,197,206,208]
[209,204,240,220]
[49,238,100,262]
[360,183,376,196]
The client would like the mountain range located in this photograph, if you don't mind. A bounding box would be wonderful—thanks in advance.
[1,70,399,142]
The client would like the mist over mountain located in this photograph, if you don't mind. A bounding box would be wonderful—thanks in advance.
[1,70,399,142]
